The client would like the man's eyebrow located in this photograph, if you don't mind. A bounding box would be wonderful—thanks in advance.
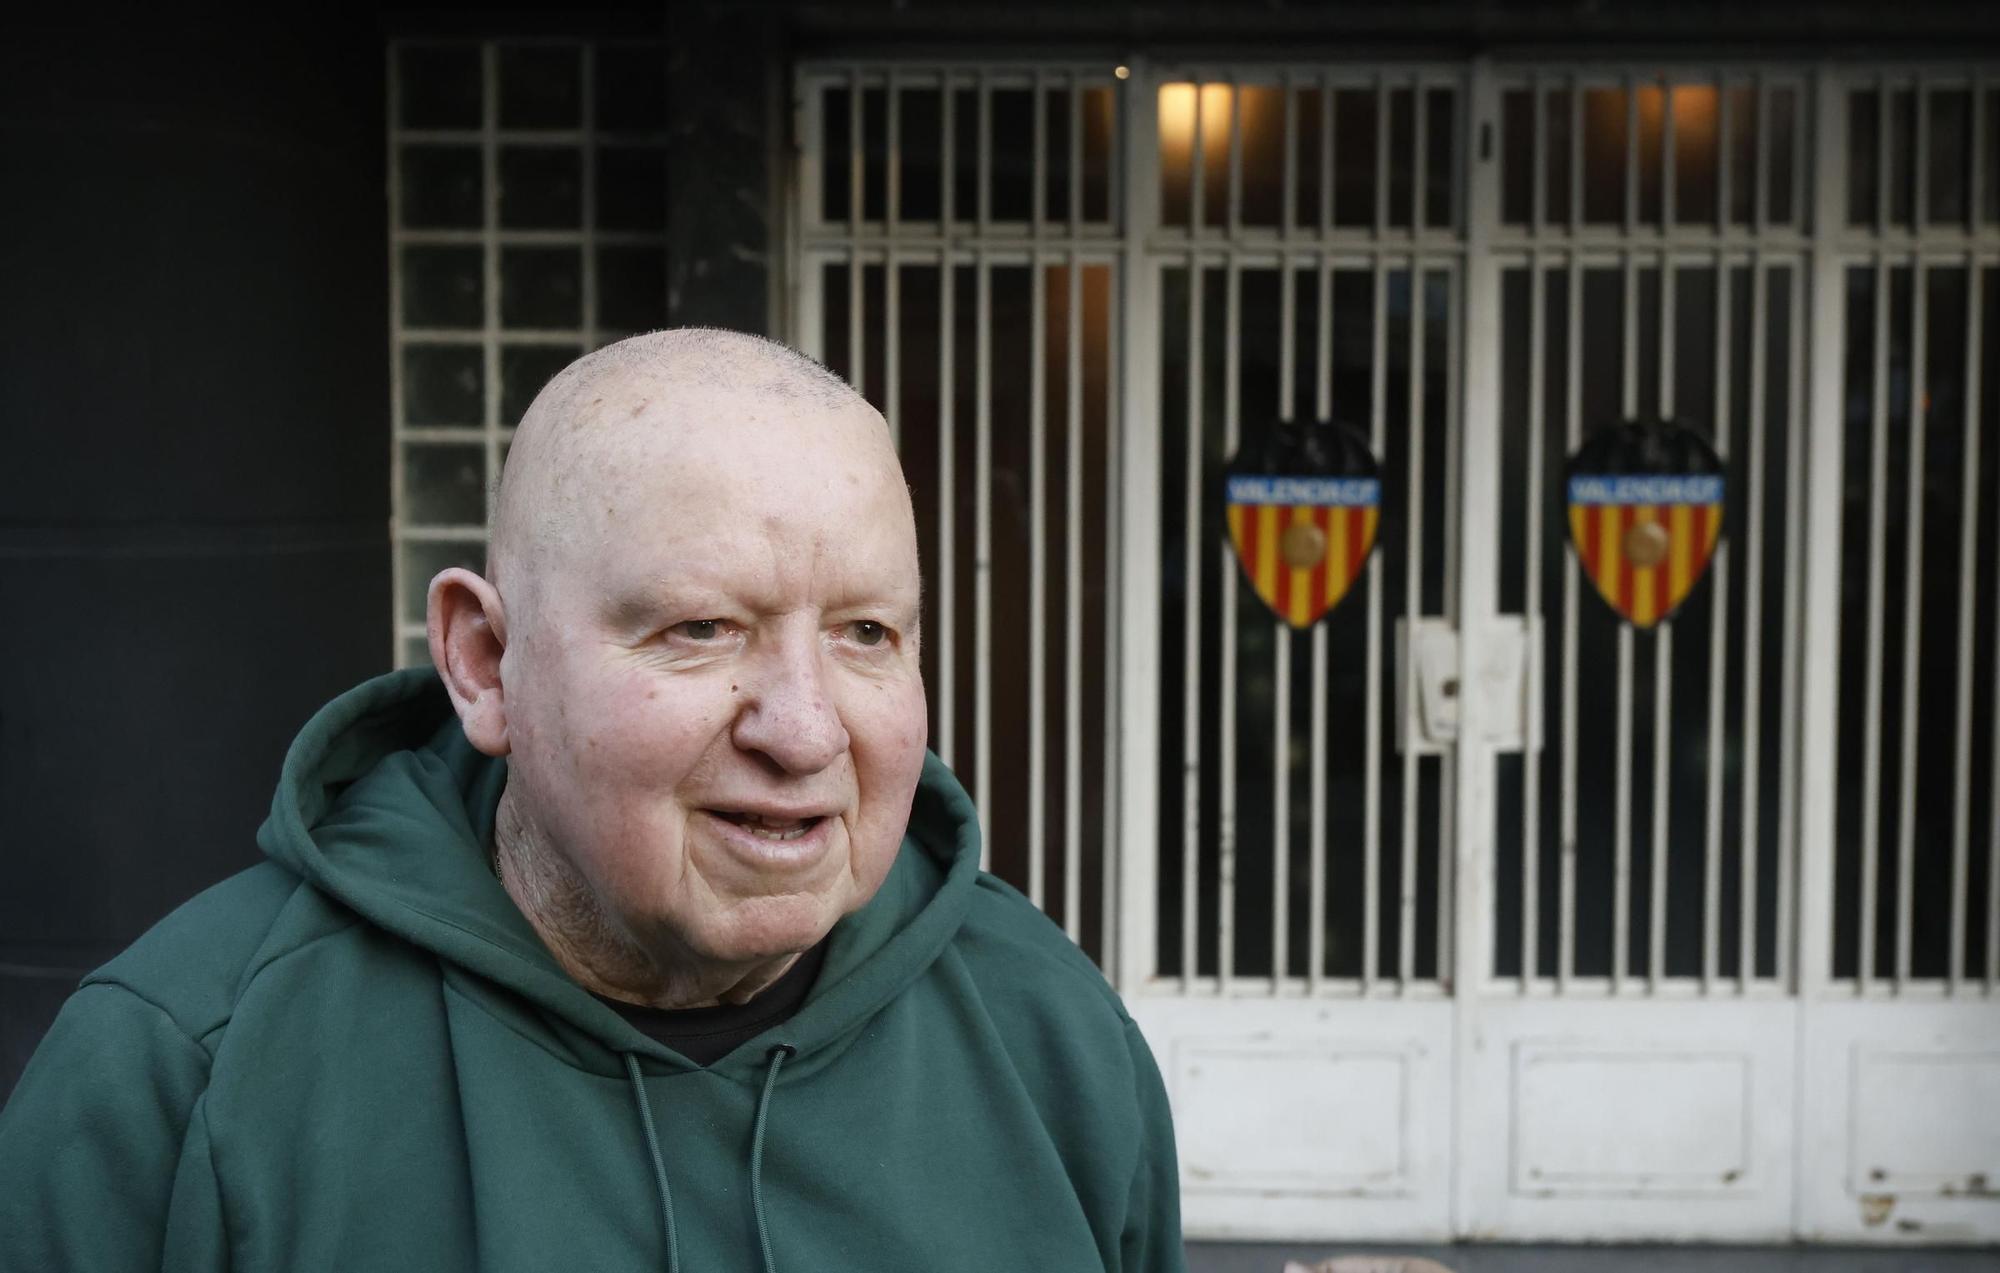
[601,587,673,632]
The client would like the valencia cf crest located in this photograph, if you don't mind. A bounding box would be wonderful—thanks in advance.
[1565,417,1725,629]
[1222,419,1381,628]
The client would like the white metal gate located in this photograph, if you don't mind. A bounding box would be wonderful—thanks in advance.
[788,55,2000,1246]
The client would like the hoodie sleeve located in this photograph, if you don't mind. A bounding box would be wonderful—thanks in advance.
[0,983,219,1271]
[1119,1019,1188,1273]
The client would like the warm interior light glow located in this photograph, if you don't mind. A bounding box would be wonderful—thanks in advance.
[1114,65,1130,80]
[1158,82,1235,171]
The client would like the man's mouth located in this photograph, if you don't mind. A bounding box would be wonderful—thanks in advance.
[708,810,825,842]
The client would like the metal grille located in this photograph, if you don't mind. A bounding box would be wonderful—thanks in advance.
[1491,71,1812,997]
[1150,72,1466,996]
[794,67,1125,962]
[387,39,669,667]
[1831,74,2000,998]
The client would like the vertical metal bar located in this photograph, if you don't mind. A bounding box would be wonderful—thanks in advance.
[1219,260,1243,991]
[975,252,994,866]
[1662,75,1677,231]
[1191,76,1207,239]
[1756,75,1774,234]
[1876,76,1892,236]
[885,73,902,448]
[1103,248,1127,976]
[1859,254,1890,993]
[580,44,598,351]
[1025,73,1049,913]
[1949,254,1981,994]
[1626,72,1641,238]
[1401,254,1424,990]
[1376,73,1391,238]
[1717,76,1734,238]
[1412,77,1429,241]
[885,260,902,427]
[1560,245,1582,992]
[1914,75,1930,231]
[1182,260,1205,990]
[1321,72,1336,237]
[1778,256,1805,992]
[1558,80,1584,984]
[1283,71,1299,241]
[1069,72,1084,235]
[1974,104,1996,997]
[1651,254,1675,992]
[1439,260,1462,983]
[1523,246,1547,987]
[1705,255,1734,993]
[1228,76,1243,237]
[1614,242,1638,995]
[1569,71,1584,234]
[387,45,407,666]
[1454,61,1506,1230]
[1895,261,1929,991]
[1989,276,2000,997]
[1741,258,1769,990]
[936,86,957,771]
[1794,69,1851,1234]
[973,76,995,865]
[1310,246,1332,993]
[1531,72,1548,236]
[1028,253,1048,910]
[480,42,502,606]
[1114,58,1162,991]
[979,75,993,233]
[1033,70,1048,236]
[1274,260,1296,989]
[1063,256,1085,944]
[1365,252,1388,994]
[848,69,864,392]
[1970,75,1989,238]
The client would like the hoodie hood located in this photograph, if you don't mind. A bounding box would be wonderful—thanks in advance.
[254,666,983,1081]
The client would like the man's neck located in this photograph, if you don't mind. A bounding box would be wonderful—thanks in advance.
[491,788,800,1011]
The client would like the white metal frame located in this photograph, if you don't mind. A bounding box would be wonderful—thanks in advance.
[781,50,2000,1247]
[792,64,1125,960]
[1794,64,2000,1245]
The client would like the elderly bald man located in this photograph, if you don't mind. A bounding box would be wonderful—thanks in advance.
[0,330,1184,1273]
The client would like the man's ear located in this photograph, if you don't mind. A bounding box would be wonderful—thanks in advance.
[428,567,511,757]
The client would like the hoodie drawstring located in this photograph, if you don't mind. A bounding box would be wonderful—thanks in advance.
[623,1044,796,1273]
[750,1044,796,1273]
[623,1052,682,1273]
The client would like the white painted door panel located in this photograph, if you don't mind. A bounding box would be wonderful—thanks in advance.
[1460,1000,1797,1240]
[1798,1002,2000,1244]
[1131,998,1455,1240]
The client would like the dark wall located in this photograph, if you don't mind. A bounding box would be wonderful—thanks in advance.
[0,13,391,1098]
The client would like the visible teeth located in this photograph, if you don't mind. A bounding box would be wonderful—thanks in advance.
[725,813,814,842]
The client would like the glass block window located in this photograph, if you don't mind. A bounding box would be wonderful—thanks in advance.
[389,40,670,667]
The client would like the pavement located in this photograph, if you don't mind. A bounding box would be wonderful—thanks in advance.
[1184,1245,2000,1273]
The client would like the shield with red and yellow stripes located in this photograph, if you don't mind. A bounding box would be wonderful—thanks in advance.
[1565,418,1726,629]
[1223,419,1381,629]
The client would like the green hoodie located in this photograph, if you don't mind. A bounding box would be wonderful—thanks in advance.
[0,669,1183,1272]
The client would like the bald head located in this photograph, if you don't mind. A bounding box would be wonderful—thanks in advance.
[489,328,900,615]
[428,328,930,999]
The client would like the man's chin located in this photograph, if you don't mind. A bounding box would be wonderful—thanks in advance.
[686,894,843,966]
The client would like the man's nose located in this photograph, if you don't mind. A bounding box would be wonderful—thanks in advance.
[730,637,850,774]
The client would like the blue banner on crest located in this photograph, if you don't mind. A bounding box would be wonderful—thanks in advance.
[1567,474,1725,505]
[1225,475,1381,506]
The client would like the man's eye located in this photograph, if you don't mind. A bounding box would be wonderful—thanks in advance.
[674,619,722,641]
[850,620,888,647]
